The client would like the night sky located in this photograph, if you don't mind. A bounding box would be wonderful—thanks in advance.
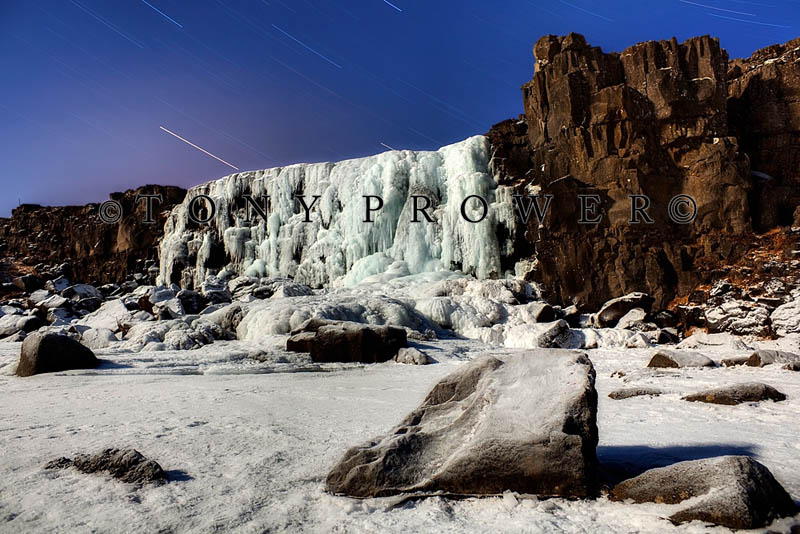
[1,1,798,216]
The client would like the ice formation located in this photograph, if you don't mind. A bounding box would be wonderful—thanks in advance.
[158,136,516,289]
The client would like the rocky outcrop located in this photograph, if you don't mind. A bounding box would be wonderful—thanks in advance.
[610,456,796,529]
[0,185,185,287]
[326,351,598,498]
[488,33,800,311]
[728,37,800,231]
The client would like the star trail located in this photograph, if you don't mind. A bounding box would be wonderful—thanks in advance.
[1,1,797,216]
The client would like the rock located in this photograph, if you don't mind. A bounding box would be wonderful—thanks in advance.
[596,294,655,328]
[721,355,751,367]
[97,283,119,297]
[80,328,118,350]
[286,321,407,363]
[0,314,23,337]
[76,299,131,332]
[615,308,649,330]
[153,297,185,320]
[45,448,166,485]
[38,294,69,310]
[771,299,800,336]
[201,276,232,304]
[683,383,786,405]
[62,284,103,301]
[148,286,176,305]
[529,302,556,323]
[326,351,598,498]
[535,319,574,348]
[647,349,715,369]
[285,332,316,353]
[2,331,26,342]
[705,300,770,336]
[610,456,797,529]
[17,315,45,333]
[176,289,207,314]
[608,387,662,400]
[12,274,44,293]
[16,332,99,376]
[784,361,800,372]
[394,347,430,365]
[45,276,70,293]
[74,297,102,313]
[746,350,800,367]
[562,305,581,327]
[652,310,679,329]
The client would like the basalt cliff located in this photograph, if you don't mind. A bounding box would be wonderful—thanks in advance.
[489,33,800,310]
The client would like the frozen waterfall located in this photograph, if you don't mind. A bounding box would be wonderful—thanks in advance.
[158,135,516,289]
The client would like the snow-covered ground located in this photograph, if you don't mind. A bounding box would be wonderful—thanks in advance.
[1,336,798,533]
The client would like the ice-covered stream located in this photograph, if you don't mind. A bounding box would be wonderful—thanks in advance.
[159,135,517,290]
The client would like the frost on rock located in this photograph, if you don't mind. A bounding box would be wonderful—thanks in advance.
[158,136,516,289]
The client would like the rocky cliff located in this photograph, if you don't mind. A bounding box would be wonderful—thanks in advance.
[488,33,800,310]
[0,185,186,290]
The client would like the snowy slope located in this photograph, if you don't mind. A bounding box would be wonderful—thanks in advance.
[158,136,517,289]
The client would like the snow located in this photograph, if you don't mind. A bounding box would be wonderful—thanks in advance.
[0,336,798,533]
[158,136,516,289]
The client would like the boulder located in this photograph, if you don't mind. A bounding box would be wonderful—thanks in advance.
[286,321,407,363]
[45,448,166,485]
[747,350,800,368]
[721,355,750,367]
[201,276,232,304]
[76,299,131,332]
[771,299,800,336]
[683,383,786,405]
[615,308,649,331]
[326,351,598,498]
[535,319,574,348]
[80,328,118,350]
[705,300,770,337]
[610,456,797,529]
[647,349,715,369]
[12,274,44,293]
[176,289,207,314]
[596,293,655,328]
[17,332,99,377]
[394,347,430,365]
[62,284,103,301]
[608,387,662,400]
[45,276,71,293]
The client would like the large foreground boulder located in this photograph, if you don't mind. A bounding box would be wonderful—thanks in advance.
[286,321,407,363]
[610,456,796,529]
[17,333,99,377]
[683,383,786,405]
[326,350,598,497]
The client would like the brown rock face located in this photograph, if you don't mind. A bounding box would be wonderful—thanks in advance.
[729,38,800,231]
[491,33,760,309]
[0,185,185,285]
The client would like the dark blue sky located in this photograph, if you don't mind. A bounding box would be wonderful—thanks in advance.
[1,1,798,216]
